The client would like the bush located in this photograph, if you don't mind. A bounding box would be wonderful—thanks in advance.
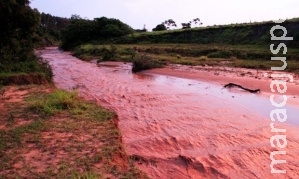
[102,45,117,61]
[73,45,119,62]
[152,24,167,31]
[132,54,165,72]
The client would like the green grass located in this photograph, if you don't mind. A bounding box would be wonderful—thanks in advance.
[129,17,299,37]
[111,18,299,47]
[0,57,51,86]
[28,89,78,115]
[0,120,47,166]
[231,59,299,73]
[70,171,101,179]
[0,120,49,172]
[27,89,116,120]
[71,43,299,74]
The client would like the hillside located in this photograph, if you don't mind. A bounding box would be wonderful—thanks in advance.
[112,18,299,48]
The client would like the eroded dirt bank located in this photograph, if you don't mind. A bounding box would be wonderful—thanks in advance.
[40,47,299,179]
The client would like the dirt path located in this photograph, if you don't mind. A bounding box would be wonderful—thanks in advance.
[40,47,299,179]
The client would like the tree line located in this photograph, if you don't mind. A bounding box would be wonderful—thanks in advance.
[152,18,203,31]
[0,0,59,79]
[0,0,204,75]
[60,15,134,50]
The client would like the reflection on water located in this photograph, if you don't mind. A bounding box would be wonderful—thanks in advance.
[133,73,157,80]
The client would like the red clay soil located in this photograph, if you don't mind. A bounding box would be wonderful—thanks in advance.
[40,47,299,179]
[0,86,144,178]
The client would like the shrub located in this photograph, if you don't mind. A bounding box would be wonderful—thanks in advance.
[102,45,117,61]
[207,51,231,58]
[132,54,165,72]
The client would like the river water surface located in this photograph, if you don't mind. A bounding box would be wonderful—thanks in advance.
[41,47,299,179]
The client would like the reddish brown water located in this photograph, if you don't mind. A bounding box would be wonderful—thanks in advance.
[41,47,299,179]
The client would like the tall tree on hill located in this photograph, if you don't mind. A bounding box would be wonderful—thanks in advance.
[152,24,167,31]
[39,13,71,42]
[162,19,177,29]
[181,22,191,29]
[181,18,203,29]
[193,18,203,27]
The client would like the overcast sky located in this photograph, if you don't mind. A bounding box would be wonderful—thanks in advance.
[30,0,299,30]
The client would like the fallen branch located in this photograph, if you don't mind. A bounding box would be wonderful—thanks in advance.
[224,83,261,93]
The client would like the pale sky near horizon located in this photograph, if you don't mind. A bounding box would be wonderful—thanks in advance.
[30,0,299,30]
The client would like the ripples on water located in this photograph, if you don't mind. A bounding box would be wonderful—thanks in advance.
[41,47,299,179]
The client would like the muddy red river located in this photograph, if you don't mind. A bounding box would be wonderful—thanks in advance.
[40,47,299,179]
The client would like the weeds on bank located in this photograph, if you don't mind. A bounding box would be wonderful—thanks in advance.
[73,44,299,74]
[73,45,119,62]
[27,89,115,121]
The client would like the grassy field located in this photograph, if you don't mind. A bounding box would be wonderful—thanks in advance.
[110,19,299,48]
[0,85,148,179]
[129,17,299,37]
[72,43,299,73]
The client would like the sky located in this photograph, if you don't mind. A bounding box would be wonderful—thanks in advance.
[30,0,299,30]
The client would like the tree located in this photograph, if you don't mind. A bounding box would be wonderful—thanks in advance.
[192,18,203,27]
[181,18,203,29]
[162,19,177,29]
[181,22,191,29]
[71,14,81,20]
[152,24,167,31]
[0,0,53,80]
[0,0,40,64]
[38,13,71,43]
[101,24,123,37]
[61,17,134,50]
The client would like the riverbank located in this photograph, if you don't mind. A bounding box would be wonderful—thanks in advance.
[0,85,148,178]
[38,47,299,178]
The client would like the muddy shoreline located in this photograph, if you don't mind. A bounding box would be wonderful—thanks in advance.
[40,47,299,178]
[145,64,299,109]
[145,64,299,95]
